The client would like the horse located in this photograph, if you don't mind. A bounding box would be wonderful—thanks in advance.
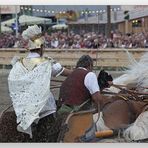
[94,91,148,142]
[98,51,148,142]
[56,81,148,143]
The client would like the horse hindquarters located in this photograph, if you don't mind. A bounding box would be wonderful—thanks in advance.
[102,100,133,130]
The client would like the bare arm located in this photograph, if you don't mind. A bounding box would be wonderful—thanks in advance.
[60,68,73,77]
[52,63,73,77]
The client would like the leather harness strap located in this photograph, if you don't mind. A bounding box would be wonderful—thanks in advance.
[124,100,137,123]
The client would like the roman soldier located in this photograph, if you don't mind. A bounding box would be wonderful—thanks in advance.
[8,25,72,138]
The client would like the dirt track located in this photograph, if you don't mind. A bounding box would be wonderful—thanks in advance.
[0,70,12,113]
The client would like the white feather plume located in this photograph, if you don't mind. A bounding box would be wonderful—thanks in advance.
[22,25,42,40]
[122,48,138,66]
[107,51,148,93]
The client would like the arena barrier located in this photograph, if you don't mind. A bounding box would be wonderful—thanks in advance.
[0,48,148,69]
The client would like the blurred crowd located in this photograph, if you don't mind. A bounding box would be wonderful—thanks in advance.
[0,30,148,49]
[0,33,27,48]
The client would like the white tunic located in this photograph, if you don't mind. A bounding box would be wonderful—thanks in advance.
[78,67,100,94]
[8,52,64,138]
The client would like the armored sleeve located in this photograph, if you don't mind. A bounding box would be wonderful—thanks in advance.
[51,62,65,77]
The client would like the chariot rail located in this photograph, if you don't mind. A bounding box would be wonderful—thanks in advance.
[0,48,148,69]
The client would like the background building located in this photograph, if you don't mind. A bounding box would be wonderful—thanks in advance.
[0,5,148,35]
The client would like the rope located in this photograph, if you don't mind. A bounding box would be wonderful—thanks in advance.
[70,99,91,113]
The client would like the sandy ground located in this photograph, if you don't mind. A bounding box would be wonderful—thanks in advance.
[0,69,12,113]
[0,69,123,113]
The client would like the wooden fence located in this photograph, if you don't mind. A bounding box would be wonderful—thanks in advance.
[0,48,148,69]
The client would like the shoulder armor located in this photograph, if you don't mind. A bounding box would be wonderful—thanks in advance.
[44,56,52,60]
[44,56,56,64]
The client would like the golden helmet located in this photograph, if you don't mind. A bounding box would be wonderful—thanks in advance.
[22,25,45,50]
[27,36,45,50]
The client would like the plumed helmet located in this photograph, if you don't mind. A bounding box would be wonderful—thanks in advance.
[22,25,45,50]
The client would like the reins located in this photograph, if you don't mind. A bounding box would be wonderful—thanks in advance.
[102,84,148,102]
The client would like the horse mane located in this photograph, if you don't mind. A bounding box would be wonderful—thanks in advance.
[107,51,148,93]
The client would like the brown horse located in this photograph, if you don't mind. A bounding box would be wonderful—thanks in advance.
[97,94,148,130]
[57,89,148,143]
[57,67,148,143]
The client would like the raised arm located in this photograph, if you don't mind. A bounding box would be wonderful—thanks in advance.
[51,62,73,77]
[60,68,73,76]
